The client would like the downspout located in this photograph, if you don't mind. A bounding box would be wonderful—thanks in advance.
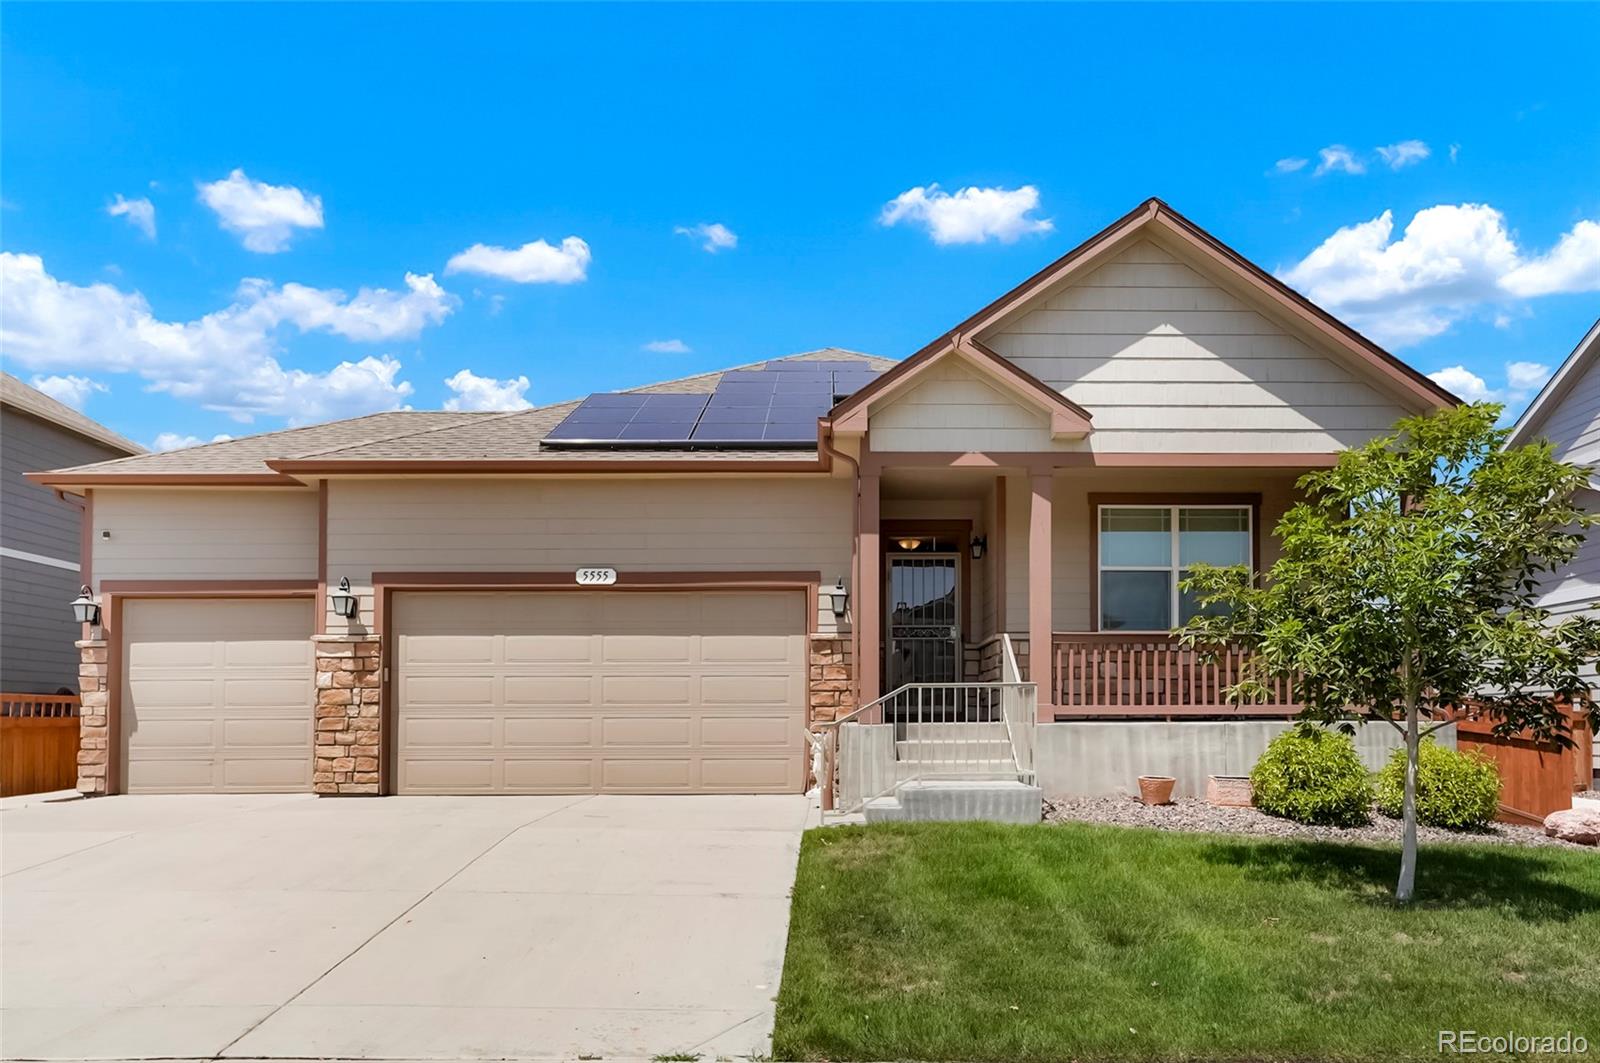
[819,425,861,710]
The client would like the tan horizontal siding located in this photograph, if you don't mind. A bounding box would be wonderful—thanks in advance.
[325,478,853,634]
[92,488,318,585]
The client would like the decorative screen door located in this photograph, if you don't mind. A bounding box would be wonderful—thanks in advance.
[886,554,961,689]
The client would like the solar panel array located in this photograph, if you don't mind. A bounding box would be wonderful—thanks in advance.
[542,360,883,447]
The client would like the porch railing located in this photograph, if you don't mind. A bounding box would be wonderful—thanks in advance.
[817,675,1037,815]
[1052,633,1301,718]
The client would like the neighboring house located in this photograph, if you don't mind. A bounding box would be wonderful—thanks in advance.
[1,373,144,694]
[1506,318,1600,785]
[34,198,1460,799]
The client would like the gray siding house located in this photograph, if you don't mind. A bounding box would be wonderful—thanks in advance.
[1506,319,1600,784]
[1,373,142,693]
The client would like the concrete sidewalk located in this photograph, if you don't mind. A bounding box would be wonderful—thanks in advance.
[1,792,813,1060]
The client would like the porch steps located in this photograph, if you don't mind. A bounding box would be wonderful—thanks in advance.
[864,780,1043,825]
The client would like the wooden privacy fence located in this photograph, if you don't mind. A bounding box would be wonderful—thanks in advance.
[1452,707,1594,824]
[1,693,81,798]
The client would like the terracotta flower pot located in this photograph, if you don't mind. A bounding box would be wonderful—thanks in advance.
[1207,774,1254,808]
[1138,775,1176,806]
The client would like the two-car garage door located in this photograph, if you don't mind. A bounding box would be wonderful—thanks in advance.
[393,590,807,794]
[119,589,807,795]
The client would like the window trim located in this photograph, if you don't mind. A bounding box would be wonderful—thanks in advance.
[1088,493,1261,634]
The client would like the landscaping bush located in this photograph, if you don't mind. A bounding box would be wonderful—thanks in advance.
[1250,726,1374,826]
[1376,738,1501,829]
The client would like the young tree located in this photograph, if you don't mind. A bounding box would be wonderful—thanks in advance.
[1179,403,1600,902]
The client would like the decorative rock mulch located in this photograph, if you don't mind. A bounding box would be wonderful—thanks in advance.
[1044,796,1583,850]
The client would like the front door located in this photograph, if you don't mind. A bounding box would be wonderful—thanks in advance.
[886,554,961,689]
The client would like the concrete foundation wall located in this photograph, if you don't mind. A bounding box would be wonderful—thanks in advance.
[1036,720,1457,799]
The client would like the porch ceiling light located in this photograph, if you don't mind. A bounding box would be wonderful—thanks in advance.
[970,536,987,560]
[70,585,100,626]
[831,576,849,617]
[896,537,923,551]
[329,577,359,620]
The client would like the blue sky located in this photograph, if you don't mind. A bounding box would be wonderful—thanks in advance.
[3,3,1598,451]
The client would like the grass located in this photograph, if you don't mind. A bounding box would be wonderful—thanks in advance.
[772,821,1600,1062]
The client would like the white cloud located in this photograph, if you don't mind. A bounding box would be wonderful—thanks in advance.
[0,252,456,423]
[1428,366,1493,402]
[1277,204,1600,346]
[151,432,234,452]
[1313,145,1366,176]
[1506,360,1552,393]
[1449,143,1461,163]
[1375,140,1430,170]
[674,222,738,253]
[1428,361,1553,405]
[643,338,691,354]
[198,169,324,253]
[442,369,532,412]
[1273,157,1309,175]
[445,236,590,284]
[107,195,156,239]
[30,374,106,410]
[879,183,1054,245]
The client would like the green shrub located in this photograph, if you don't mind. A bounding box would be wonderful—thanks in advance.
[1376,739,1501,830]
[1250,726,1374,826]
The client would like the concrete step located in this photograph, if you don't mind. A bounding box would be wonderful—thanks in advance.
[894,763,1020,782]
[895,780,1042,824]
[900,722,1008,741]
[895,739,1013,758]
[863,796,906,823]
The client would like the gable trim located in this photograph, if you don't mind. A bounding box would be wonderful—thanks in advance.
[829,334,1093,437]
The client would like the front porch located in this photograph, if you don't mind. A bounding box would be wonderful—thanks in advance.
[851,456,1319,721]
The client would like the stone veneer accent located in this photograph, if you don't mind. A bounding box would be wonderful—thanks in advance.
[314,634,382,795]
[808,634,855,724]
[76,638,110,795]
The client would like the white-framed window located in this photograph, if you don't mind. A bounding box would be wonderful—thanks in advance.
[1097,504,1252,631]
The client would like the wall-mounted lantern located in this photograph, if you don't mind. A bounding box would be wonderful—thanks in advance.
[830,576,849,617]
[970,536,988,561]
[70,585,100,626]
[329,577,359,620]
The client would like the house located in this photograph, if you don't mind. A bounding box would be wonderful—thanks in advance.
[1506,318,1600,787]
[1,373,143,694]
[32,198,1459,800]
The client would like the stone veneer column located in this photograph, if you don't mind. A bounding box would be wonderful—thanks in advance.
[807,634,855,724]
[313,634,382,795]
[76,638,110,795]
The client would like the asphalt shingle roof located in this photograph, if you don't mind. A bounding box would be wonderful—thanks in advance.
[1,372,145,455]
[41,349,892,478]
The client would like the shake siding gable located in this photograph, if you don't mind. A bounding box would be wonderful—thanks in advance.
[324,478,854,635]
[981,239,1415,453]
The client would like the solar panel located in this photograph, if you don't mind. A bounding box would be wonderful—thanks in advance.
[542,360,885,448]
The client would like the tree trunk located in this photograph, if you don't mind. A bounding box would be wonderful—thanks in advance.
[1396,698,1420,903]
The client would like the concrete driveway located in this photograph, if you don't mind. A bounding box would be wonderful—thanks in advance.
[1,791,813,1061]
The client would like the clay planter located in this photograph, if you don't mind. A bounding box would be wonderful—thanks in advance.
[1207,774,1254,808]
[1137,775,1177,806]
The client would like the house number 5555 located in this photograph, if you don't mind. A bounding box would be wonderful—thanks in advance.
[576,567,617,586]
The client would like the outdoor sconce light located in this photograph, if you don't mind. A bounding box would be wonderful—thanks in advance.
[329,577,359,620]
[970,536,988,561]
[830,577,849,617]
[70,585,100,626]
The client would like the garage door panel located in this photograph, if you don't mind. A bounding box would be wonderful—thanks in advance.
[403,715,496,749]
[395,589,805,795]
[122,598,313,794]
[403,635,497,666]
[503,716,596,747]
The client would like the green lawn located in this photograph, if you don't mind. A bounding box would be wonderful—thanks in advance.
[773,822,1599,1062]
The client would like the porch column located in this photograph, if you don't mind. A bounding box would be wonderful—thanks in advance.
[1028,472,1054,717]
[857,472,881,707]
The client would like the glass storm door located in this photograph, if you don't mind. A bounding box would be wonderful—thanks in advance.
[887,554,961,689]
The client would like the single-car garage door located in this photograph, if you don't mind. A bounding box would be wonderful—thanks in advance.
[121,598,315,793]
[394,590,807,794]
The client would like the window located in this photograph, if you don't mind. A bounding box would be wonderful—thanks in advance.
[1098,504,1251,631]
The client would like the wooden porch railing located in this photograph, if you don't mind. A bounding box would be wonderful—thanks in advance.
[1052,634,1302,718]
[1,693,81,797]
